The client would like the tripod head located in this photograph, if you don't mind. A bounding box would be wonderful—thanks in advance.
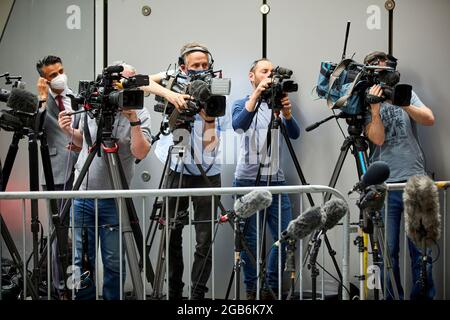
[305,111,366,136]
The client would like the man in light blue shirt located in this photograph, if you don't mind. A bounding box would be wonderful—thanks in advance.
[151,42,224,300]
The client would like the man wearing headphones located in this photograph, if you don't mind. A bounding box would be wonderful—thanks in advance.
[364,51,435,299]
[151,42,223,300]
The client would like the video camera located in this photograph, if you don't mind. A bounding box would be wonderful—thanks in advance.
[71,65,149,116]
[154,69,230,120]
[260,66,298,111]
[0,73,41,132]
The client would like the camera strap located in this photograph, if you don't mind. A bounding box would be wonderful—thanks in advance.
[83,112,94,148]
[327,58,364,110]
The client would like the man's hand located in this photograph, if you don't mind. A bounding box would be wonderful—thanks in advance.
[58,111,73,134]
[280,95,293,119]
[37,77,49,102]
[121,110,139,122]
[166,91,191,111]
[368,84,383,115]
[251,77,272,100]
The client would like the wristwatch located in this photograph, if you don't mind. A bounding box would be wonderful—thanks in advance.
[130,119,141,127]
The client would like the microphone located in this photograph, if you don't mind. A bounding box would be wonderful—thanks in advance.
[188,79,211,102]
[275,67,293,77]
[352,161,390,192]
[404,175,441,247]
[275,206,324,246]
[104,65,124,74]
[6,88,38,113]
[321,198,349,232]
[233,189,273,219]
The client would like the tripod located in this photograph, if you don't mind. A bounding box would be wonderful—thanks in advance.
[306,112,400,300]
[0,108,68,299]
[146,121,257,300]
[238,98,330,300]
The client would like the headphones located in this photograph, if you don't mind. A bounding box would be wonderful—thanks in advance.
[178,46,214,68]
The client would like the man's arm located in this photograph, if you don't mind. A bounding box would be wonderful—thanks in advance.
[140,74,190,110]
[280,95,300,139]
[402,104,435,126]
[365,85,385,146]
[122,110,151,160]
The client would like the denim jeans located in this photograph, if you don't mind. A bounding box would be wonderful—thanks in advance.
[381,190,435,300]
[72,198,125,300]
[233,178,292,293]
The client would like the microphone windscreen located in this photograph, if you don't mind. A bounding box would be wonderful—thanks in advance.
[105,65,124,74]
[6,88,38,113]
[361,161,390,188]
[234,189,272,219]
[404,175,441,246]
[321,198,348,231]
[285,206,323,240]
[189,80,211,102]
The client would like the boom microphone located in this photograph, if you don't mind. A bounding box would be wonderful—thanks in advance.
[104,65,124,74]
[404,175,441,247]
[233,189,273,219]
[275,206,324,246]
[6,88,38,113]
[353,161,390,192]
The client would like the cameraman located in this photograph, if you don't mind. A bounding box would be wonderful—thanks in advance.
[36,55,80,299]
[232,58,300,300]
[364,51,435,300]
[58,62,151,300]
[150,42,223,300]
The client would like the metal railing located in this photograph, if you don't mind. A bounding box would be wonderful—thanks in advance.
[0,185,350,300]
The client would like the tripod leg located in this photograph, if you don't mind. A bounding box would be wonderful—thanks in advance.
[1,214,39,299]
[1,132,21,191]
[376,225,400,300]
[39,131,70,295]
[103,150,144,300]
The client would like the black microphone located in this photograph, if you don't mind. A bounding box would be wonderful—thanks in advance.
[189,79,211,102]
[352,161,390,192]
[232,189,273,219]
[6,88,38,113]
[275,67,293,77]
[104,65,124,74]
[321,198,349,232]
[0,88,10,103]
[404,175,441,247]
[275,206,324,246]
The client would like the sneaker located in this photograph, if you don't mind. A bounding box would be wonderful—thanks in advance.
[261,288,276,300]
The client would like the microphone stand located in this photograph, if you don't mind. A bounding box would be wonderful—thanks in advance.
[418,223,428,299]
[285,238,297,300]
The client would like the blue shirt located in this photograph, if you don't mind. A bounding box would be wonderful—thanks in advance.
[232,96,300,181]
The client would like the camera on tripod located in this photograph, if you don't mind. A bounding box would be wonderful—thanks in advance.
[70,65,149,116]
[260,66,298,111]
[0,73,40,132]
[154,69,230,126]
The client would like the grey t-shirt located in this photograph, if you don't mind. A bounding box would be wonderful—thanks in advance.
[365,91,426,182]
[74,109,151,190]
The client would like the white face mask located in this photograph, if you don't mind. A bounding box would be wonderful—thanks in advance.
[50,73,68,91]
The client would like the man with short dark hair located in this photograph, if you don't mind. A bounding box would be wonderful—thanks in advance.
[364,51,436,300]
[36,55,80,299]
[232,58,300,300]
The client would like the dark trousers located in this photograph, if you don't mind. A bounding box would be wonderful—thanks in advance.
[43,174,74,298]
[164,170,221,299]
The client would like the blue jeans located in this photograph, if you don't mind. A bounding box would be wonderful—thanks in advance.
[72,198,125,300]
[381,190,435,300]
[233,179,292,293]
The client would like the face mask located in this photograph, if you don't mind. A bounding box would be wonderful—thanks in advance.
[187,69,208,77]
[50,73,68,90]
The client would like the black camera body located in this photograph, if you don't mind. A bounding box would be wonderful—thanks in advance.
[154,69,230,127]
[363,66,412,107]
[72,65,149,116]
[260,66,298,111]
